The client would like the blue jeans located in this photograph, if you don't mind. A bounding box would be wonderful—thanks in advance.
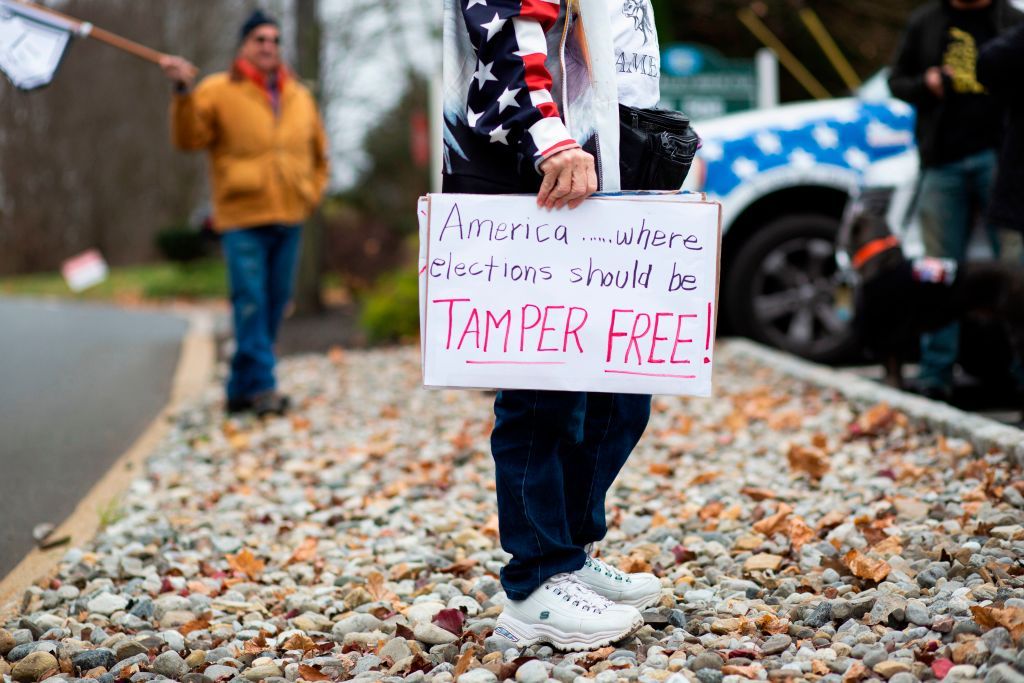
[917,150,998,389]
[491,391,651,600]
[221,225,302,401]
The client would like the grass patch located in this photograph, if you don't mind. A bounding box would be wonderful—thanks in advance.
[0,259,228,302]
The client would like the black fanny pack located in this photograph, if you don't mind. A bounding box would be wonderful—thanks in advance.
[618,104,701,191]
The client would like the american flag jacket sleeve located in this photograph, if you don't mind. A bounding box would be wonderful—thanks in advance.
[460,0,580,171]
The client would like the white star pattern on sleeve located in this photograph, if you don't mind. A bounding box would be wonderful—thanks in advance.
[473,60,498,89]
[489,125,511,145]
[466,0,487,7]
[481,13,507,41]
[497,87,521,113]
[467,107,483,128]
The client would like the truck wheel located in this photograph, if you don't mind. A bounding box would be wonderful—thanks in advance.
[725,214,859,364]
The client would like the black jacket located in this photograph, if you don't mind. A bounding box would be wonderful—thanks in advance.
[978,22,1024,233]
[888,0,1023,167]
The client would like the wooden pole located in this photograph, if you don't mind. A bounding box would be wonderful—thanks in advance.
[9,0,167,64]
[798,8,862,91]
[738,7,831,101]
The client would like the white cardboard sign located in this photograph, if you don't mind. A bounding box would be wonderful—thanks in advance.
[418,193,722,396]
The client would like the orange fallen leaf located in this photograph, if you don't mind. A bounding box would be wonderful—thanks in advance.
[787,517,814,552]
[327,346,345,364]
[291,415,311,431]
[812,660,830,676]
[367,571,398,602]
[281,633,317,653]
[753,503,793,536]
[971,605,1024,641]
[871,536,904,557]
[740,487,776,501]
[650,511,670,528]
[226,549,265,580]
[843,549,891,582]
[755,613,790,635]
[453,647,478,678]
[722,665,761,679]
[649,462,672,476]
[243,632,269,655]
[177,617,211,636]
[286,537,319,566]
[817,510,846,530]
[699,500,724,521]
[297,664,332,682]
[843,661,868,682]
[619,554,652,573]
[482,514,500,539]
[787,444,830,480]
[852,403,897,437]
[689,471,722,486]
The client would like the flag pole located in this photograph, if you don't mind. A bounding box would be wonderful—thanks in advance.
[9,0,167,64]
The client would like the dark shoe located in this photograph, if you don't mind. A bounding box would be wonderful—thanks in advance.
[253,391,291,418]
[226,396,255,414]
[908,379,953,403]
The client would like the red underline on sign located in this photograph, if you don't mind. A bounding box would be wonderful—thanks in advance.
[604,370,697,379]
[466,360,567,366]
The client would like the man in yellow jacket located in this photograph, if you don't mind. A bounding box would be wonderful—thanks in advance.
[161,10,329,417]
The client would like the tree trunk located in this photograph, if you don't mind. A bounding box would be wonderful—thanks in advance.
[293,0,324,315]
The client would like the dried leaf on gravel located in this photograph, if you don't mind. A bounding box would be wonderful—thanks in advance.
[755,613,790,634]
[871,535,904,557]
[787,444,830,480]
[843,549,891,582]
[281,633,317,653]
[849,403,899,437]
[433,608,466,636]
[722,664,762,679]
[619,554,652,573]
[286,537,318,566]
[740,487,776,501]
[689,471,722,486]
[243,632,269,654]
[753,503,794,536]
[970,605,1024,641]
[297,664,332,681]
[649,462,672,476]
[367,572,397,602]
[226,549,264,580]
[453,649,477,678]
[787,517,814,551]
[843,661,868,682]
[177,616,211,636]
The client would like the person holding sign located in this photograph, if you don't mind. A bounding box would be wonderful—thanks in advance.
[443,0,696,651]
[160,11,329,417]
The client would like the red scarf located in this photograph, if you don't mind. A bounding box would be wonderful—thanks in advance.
[233,58,289,106]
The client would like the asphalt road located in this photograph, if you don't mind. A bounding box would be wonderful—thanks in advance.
[0,298,187,576]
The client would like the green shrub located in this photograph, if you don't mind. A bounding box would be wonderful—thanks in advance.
[156,225,210,262]
[359,267,420,345]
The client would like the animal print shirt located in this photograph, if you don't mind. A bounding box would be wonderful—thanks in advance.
[611,0,661,108]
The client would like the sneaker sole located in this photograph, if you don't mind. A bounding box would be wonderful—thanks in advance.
[621,592,662,610]
[494,612,644,652]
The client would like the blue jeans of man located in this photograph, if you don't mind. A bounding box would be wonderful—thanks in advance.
[917,149,998,389]
[441,172,652,601]
[221,225,302,402]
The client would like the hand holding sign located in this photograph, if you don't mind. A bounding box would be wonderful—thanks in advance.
[418,193,722,396]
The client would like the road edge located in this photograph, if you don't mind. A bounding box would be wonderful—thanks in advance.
[0,311,215,620]
[724,339,1024,468]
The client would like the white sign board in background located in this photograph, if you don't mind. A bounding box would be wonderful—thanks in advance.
[418,193,722,397]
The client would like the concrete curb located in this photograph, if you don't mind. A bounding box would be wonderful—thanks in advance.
[723,338,1024,467]
[0,310,216,620]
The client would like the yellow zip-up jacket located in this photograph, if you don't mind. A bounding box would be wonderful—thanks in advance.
[171,71,329,231]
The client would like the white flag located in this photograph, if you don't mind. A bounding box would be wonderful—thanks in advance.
[0,0,80,91]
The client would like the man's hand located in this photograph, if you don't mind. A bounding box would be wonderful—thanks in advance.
[160,56,198,91]
[537,147,598,210]
[925,66,945,98]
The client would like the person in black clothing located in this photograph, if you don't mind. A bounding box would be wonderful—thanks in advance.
[888,0,1023,399]
[978,22,1024,263]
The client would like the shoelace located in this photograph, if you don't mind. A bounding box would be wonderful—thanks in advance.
[584,556,633,583]
[546,573,614,613]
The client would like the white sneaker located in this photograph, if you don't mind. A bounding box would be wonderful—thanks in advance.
[494,573,644,651]
[573,555,662,609]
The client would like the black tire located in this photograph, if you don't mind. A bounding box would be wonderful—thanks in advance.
[725,214,859,364]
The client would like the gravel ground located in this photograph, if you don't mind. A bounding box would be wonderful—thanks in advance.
[3,343,1024,683]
